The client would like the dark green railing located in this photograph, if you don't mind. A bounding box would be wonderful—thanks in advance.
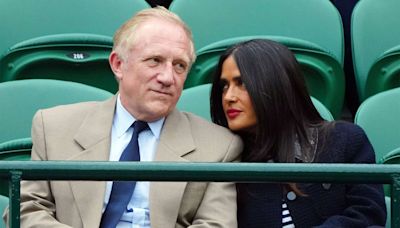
[1,161,400,227]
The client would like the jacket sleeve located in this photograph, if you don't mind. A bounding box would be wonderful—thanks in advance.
[188,134,242,228]
[317,123,386,227]
[3,110,73,228]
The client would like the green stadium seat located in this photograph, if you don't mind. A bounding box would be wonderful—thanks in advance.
[351,0,400,101]
[381,147,400,197]
[177,84,334,121]
[170,0,344,63]
[382,147,400,165]
[184,36,344,118]
[0,34,117,92]
[0,138,32,156]
[0,79,113,196]
[170,0,344,117]
[177,84,212,121]
[0,79,113,145]
[0,0,150,56]
[354,87,400,163]
[0,0,150,92]
[312,96,334,122]
[0,138,32,196]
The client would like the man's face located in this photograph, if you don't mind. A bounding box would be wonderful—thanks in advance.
[110,18,192,122]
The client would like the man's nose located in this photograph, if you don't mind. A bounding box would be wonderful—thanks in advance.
[157,63,174,86]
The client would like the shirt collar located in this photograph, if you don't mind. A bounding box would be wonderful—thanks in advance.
[114,94,164,139]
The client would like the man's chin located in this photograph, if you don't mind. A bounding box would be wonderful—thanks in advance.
[143,104,173,121]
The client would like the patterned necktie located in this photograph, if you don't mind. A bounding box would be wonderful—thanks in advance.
[100,121,149,228]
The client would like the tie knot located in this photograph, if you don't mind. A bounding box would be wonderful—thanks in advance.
[132,120,149,134]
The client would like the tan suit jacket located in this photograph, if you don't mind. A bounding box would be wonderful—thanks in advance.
[4,96,242,228]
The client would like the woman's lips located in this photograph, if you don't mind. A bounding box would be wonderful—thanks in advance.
[226,109,241,119]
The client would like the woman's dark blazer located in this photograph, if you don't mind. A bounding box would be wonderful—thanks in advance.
[237,122,386,228]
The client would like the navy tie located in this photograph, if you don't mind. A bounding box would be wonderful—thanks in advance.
[100,121,149,228]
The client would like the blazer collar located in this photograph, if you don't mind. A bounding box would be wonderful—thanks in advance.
[73,95,116,152]
[149,109,196,228]
[156,108,196,159]
[70,100,197,228]
[69,95,116,228]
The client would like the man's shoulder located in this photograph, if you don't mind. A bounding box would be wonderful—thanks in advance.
[40,100,103,115]
[34,97,115,127]
[172,111,242,162]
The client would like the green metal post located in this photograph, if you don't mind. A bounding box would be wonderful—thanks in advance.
[9,171,21,228]
[392,175,400,228]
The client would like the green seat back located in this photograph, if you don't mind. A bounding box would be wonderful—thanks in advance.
[354,87,400,163]
[177,84,212,121]
[311,97,334,121]
[382,147,400,165]
[0,79,113,144]
[170,0,344,64]
[0,138,32,196]
[0,137,32,154]
[0,0,150,92]
[177,84,334,122]
[351,0,400,101]
[185,36,344,118]
[0,34,117,92]
[366,45,400,101]
[381,147,400,197]
[0,0,150,57]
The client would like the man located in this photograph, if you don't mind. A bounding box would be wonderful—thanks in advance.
[4,7,242,228]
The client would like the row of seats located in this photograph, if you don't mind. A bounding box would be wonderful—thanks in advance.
[1,79,398,198]
[1,0,399,119]
[0,79,398,164]
[0,79,332,196]
[0,0,151,93]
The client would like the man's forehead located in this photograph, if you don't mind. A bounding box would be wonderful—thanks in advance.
[138,43,191,62]
[133,29,191,60]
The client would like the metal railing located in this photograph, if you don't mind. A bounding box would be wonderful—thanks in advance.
[1,161,399,227]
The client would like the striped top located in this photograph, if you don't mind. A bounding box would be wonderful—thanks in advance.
[282,201,295,228]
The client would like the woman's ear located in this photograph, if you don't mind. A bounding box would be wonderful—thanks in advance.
[109,51,123,81]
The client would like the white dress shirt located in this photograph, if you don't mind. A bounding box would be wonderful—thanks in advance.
[103,95,164,228]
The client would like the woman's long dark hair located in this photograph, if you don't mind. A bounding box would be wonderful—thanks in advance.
[211,39,331,164]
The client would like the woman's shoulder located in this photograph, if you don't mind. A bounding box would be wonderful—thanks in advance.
[329,121,367,140]
[325,121,375,163]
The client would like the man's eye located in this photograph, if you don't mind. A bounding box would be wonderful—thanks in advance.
[147,57,161,66]
[174,62,188,74]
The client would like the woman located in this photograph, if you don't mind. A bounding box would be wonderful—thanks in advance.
[210,39,386,227]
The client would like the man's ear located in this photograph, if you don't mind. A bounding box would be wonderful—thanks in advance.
[109,51,123,81]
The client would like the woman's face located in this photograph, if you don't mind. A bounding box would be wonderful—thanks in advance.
[220,55,257,132]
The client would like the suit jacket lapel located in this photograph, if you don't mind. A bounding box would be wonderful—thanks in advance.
[150,109,195,228]
[69,96,116,228]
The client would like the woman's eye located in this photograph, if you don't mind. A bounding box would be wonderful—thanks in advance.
[237,78,246,89]
[220,81,229,92]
